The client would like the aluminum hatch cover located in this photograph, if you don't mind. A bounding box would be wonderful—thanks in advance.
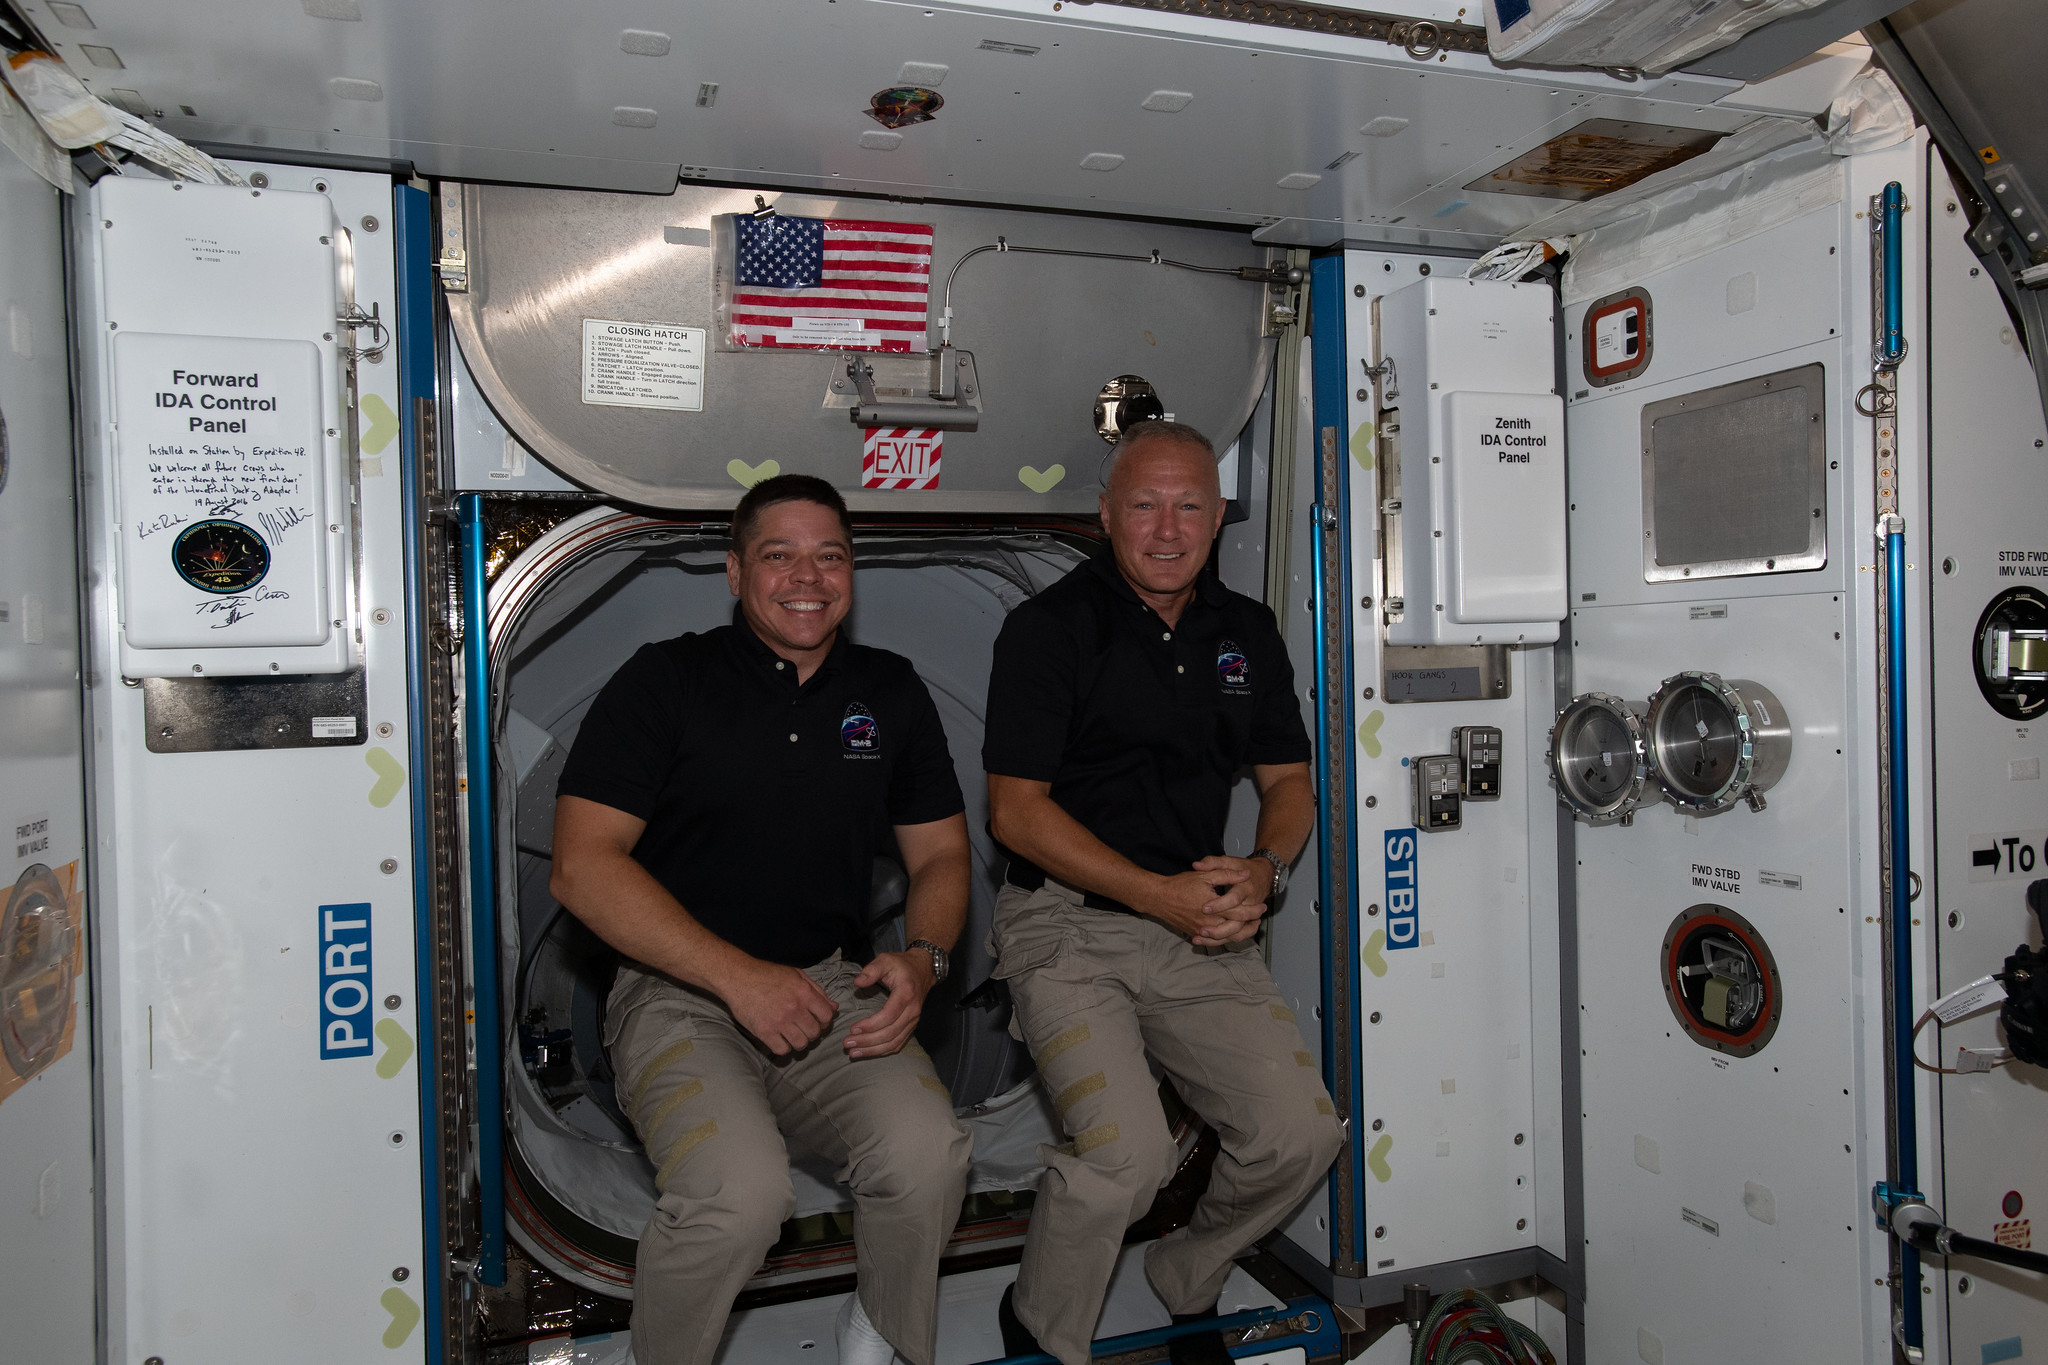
[446,183,1276,513]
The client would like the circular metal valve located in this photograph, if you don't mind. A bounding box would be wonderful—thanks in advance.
[1644,672,1791,815]
[1093,374,1165,444]
[1547,692,1652,825]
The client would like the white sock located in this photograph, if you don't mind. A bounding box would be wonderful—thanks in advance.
[836,1293,897,1365]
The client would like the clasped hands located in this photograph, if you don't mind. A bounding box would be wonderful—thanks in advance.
[1141,855,1275,947]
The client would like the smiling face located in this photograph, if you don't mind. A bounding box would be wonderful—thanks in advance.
[1100,434,1226,617]
[726,499,854,672]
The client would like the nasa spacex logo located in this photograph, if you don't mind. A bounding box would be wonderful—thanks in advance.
[841,701,879,755]
[1217,639,1250,690]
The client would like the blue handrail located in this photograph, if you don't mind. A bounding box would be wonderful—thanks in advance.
[392,182,446,1360]
[1306,255,1366,1267]
[458,493,507,1285]
[972,1294,1340,1365]
[1879,182,1907,369]
[1885,518,1919,1350]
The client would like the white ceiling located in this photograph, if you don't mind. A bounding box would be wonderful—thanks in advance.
[23,0,1854,249]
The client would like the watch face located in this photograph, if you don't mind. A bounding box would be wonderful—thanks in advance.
[172,519,271,594]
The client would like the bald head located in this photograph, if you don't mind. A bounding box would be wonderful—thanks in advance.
[1107,421,1220,499]
[1099,423,1226,619]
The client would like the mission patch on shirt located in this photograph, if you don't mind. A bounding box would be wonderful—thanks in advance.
[982,551,1312,878]
[558,608,965,968]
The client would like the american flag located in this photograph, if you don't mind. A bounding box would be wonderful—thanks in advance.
[727,216,933,353]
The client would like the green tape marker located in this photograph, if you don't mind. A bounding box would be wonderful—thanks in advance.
[1351,421,1375,470]
[375,1019,414,1079]
[1367,1133,1393,1183]
[1357,709,1385,759]
[366,747,405,808]
[1362,928,1388,979]
[1018,464,1066,493]
[727,458,779,487]
[359,393,402,455]
[380,1287,420,1348]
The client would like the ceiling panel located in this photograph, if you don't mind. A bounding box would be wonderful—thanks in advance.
[21,0,1800,247]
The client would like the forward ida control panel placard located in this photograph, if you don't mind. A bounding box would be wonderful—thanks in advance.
[114,333,330,653]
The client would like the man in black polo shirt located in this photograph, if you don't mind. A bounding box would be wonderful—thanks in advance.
[551,475,972,1365]
[983,423,1343,1365]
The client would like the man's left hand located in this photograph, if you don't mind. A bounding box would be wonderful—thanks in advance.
[846,950,937,1058]
[1188,855,1275,946]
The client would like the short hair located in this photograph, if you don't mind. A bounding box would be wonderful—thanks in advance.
[1106,420,1219,489]
[731,473,854,552]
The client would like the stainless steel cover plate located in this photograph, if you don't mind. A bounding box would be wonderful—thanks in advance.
[1640,362,1827,582]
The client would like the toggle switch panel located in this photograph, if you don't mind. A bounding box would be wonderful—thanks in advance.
[1412,753,1464,832]
[1455,724,1504,800]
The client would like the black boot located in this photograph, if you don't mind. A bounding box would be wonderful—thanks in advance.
[1166,1304,1230,1365]
[999,1283,1047,1359]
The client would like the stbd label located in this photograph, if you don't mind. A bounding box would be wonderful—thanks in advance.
[1385,828,1419,950]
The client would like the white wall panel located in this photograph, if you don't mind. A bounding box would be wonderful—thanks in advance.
[80,166,426,1364]
[1923,153,2048,1365]
[1561,138,1935,1364]
[0,144,96,1365]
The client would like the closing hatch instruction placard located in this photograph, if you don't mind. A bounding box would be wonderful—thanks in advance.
[581,319,705,411]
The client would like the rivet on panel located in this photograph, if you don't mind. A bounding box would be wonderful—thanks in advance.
[376,722,394,739]
[385,994,403,1010]
[1367,903,1380,916]
[379,858,399,875]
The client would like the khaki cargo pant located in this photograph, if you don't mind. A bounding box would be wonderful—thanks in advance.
[606,953,972,1365]
[992,881,1345,1365]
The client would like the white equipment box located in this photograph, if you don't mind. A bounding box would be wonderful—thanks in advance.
[94,178,353,677]
[1379,278,1565,646]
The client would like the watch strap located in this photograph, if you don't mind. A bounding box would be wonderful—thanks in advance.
[908,938,949,983]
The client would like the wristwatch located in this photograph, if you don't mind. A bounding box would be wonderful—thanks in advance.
[908,938,950,984]
[1251,848,1289,899]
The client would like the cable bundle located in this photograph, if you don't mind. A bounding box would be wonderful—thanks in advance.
[1410,1289,1556,1365]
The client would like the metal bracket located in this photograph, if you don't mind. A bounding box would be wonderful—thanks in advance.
[830,351,983,430]
[1361,354,1399,402]
[338,301,390,364]
[436,182,468,292]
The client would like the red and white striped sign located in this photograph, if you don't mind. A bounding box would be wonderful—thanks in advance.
[728,218,933,353]
[862,428,943,490]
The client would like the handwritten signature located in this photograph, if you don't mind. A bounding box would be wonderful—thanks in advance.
[194,585,291,629]
[257,505,311,542]
[208,497,250,518]
[136,512,189,541]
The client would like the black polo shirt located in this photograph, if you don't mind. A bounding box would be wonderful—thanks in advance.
[982,548,1312,879]
[557,607,965,968]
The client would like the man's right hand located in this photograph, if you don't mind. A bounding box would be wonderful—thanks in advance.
[1138,867,1252,942]
[724,959,839,1056]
